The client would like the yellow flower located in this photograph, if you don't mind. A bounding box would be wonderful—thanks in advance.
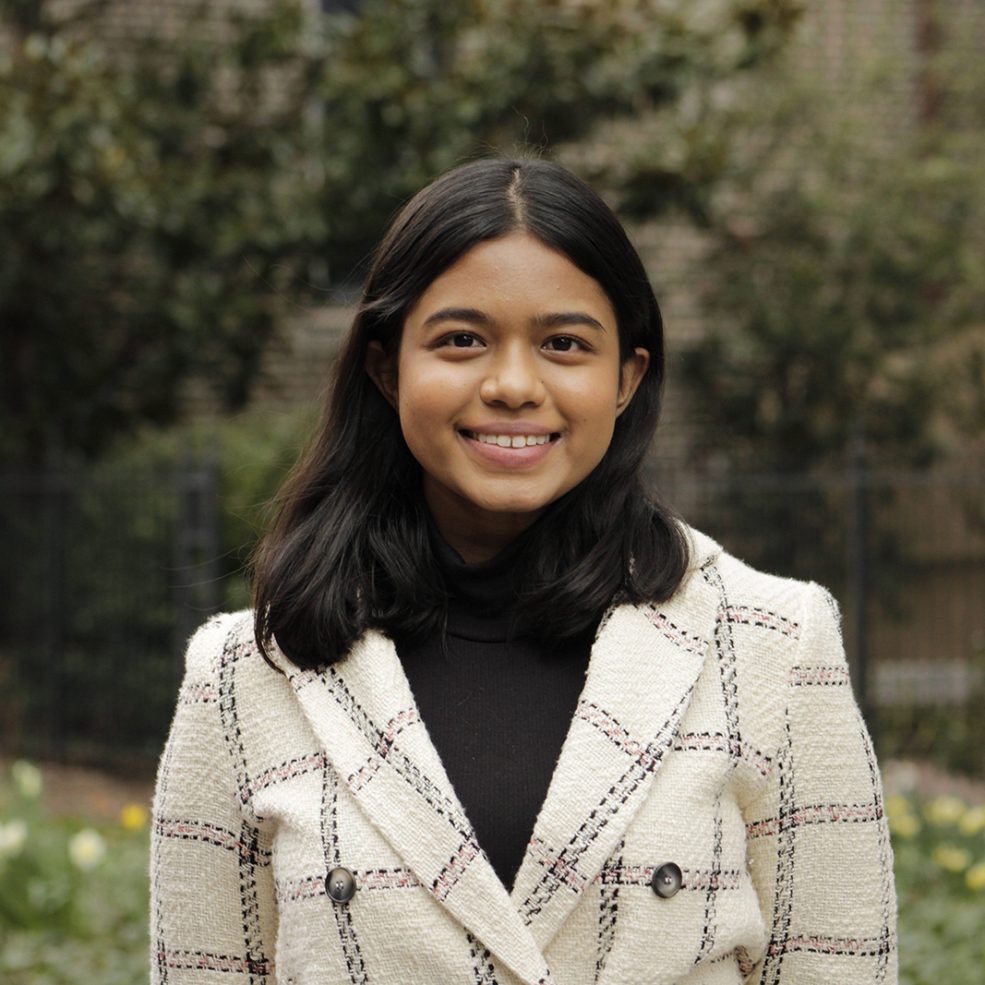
[931,843,971,873]
[885,794,911,820]
[120,803,149,831]
[11,760,43,799]
[23,34,47,61]
[959,805,985,836]
[68,829,106,871]
[966,863,985,892]
[924,795,967,827]
[889,813,920,839]
[0,819,28,858]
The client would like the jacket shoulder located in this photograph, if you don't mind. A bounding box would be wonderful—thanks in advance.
[181,609,256,680]
[175,610,301,819]
[684,524,832,629]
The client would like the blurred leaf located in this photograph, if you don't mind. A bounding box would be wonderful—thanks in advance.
[0,1,322,461]
[677,32,985,473]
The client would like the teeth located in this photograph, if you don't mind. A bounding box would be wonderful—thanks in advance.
[469,432,551,448]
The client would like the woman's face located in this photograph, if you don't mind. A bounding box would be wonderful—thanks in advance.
[367,232,648,562]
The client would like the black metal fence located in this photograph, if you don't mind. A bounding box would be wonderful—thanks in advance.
[0,450,222,768]
[1,454,983,775]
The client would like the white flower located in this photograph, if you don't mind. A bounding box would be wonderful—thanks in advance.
[23,34,47,61]
[11,760,43,799]
[0,819,28,858]
[882,759,919,795]
[68,829,106,870]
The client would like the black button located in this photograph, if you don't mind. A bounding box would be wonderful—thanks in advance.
[651,862,683,899]
[326,867,356,903]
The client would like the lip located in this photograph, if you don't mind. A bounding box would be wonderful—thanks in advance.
[457,427,560,468]
[463,421,557,436]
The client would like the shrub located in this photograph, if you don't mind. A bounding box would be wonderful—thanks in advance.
[0,761,150,985]
[888,789,985,984]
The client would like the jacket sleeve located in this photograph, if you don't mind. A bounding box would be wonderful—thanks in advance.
[150,614,279,984]
[742,584,898,985]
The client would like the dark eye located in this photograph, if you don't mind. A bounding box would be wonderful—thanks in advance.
[544,336,583,352]
[449,332,480,347]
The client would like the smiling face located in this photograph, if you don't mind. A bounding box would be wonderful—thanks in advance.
[366,232,649,562]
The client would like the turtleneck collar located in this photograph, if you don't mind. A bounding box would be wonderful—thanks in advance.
[427,516,529,643]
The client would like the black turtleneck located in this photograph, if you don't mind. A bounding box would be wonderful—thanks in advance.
[396,528,597,892]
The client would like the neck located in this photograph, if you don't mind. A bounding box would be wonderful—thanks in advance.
[437,514,536,564]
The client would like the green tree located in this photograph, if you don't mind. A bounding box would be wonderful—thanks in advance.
[680,49,985,472]
[663,20,985,595]
[0,0,321,460]
[0,0,803,460]
[309,0,802,277]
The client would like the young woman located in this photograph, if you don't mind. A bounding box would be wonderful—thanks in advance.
[151,158,897,985]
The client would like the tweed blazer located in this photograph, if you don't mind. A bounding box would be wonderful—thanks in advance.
[150,528,898,985]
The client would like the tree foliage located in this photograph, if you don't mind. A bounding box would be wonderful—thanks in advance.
[679,27,985,472]
[657,19,985,600]
[0,0,801,460]
[308,0,802,274]
[0,0,323,460]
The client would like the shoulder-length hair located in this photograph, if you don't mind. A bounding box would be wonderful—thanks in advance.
[252,157,689,669]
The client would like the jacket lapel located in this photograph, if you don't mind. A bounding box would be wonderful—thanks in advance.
[267,526,722,976]
[510,529,722,951]
[267,631,552,985]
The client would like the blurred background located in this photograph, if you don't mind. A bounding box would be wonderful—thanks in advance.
[0,0,983,982]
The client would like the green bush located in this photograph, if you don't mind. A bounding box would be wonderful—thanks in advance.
[0,762,150,985]
[0,406,314,764]
[84,406,316,612]
[0,0,322,462]
[888,790,985,984]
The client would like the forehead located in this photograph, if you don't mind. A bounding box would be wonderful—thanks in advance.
[406,232,615,323]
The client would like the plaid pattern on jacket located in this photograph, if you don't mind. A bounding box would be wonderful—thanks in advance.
[151,528,898,984]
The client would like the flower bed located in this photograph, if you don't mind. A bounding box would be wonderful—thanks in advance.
[888,790,985,983]
[0,761,149,985]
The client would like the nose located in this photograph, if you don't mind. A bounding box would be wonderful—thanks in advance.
[478,343,546,409]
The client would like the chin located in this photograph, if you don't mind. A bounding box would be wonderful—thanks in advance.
[470,489,559,517]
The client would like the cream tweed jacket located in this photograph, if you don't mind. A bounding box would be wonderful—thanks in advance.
[151,528,898,984]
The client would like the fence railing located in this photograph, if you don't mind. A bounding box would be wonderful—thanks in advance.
[1,455,983,775]
[0,451,222,768]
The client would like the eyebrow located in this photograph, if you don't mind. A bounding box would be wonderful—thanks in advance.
[422,307,492,327]
[533,311,607,333]
[422,307,607,332]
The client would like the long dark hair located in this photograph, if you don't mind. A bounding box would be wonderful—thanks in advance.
[252,157,689,669]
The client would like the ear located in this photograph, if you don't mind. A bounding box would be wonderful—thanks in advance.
[615,347,650,416]
[365,340,399,409]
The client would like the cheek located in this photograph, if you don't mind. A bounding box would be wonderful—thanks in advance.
[564,401,620,478]
[395,374,463,462]
[563,382,621,439]
[396,354,477,420]
[398,397,440,451]
[578,420,618,472]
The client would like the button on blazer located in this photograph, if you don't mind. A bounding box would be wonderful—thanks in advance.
[151,528,898,984]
